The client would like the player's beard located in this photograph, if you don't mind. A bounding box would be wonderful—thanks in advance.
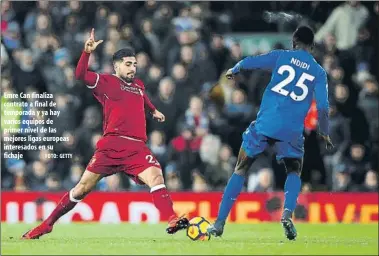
[122,73,135,83]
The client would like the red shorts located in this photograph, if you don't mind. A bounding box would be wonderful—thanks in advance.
[86,135,161,184]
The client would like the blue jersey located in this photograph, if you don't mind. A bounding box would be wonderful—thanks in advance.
[231,49,329,142]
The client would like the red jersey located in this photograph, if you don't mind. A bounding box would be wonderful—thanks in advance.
[75,51,156,142]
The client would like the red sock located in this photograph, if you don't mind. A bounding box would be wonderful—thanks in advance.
[44,190,80,226]
[151,185,176,221]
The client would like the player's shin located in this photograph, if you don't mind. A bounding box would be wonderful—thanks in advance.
[44,189,81,226]
[216,150,254,228]
[282,172,301,219]
[216,172,245,224]
[150,184,177,221]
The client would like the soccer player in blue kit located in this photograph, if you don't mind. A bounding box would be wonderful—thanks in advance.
[207,26,334,240]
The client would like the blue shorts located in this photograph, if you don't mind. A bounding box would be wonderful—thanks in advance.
[241,122,304,161]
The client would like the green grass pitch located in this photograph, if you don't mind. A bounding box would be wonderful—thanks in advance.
[1,223,378,255]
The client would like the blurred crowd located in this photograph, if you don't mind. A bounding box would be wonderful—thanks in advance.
[1,1,378,193]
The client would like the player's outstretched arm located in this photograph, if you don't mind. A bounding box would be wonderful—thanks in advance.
[143,93,165,122]
[227,50,283,79]
[314,70,334,149]
[75,28,103,85]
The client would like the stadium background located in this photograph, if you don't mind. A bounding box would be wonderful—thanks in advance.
[1,1,378,224]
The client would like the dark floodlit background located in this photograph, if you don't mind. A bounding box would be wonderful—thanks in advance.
[1,1,378,193]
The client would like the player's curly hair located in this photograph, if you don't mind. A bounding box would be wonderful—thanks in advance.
[292,26,314,47]
[112,47,136,63]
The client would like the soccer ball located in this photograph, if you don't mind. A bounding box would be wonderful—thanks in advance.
[186,217,211,241]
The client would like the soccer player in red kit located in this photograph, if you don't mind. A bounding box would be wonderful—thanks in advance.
[22,29,189,239]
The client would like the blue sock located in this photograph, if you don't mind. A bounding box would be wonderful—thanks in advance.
[217,173,245,223]
[283,173,301,217]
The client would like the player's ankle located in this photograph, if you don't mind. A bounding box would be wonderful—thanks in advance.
[168,214,177,223]
[281,209,292,219]
[39,220,53,229]
[215,219,225,226]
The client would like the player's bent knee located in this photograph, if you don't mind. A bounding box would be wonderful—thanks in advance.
[150,174,164,187]
[287,170,301,177]
[234,168,246,176]
[282,158,303,175]
[234,158,246,176]
[234,155,255,177]
[138,166,164,188]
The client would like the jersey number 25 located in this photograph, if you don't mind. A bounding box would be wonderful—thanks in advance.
[271,65,315,101]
